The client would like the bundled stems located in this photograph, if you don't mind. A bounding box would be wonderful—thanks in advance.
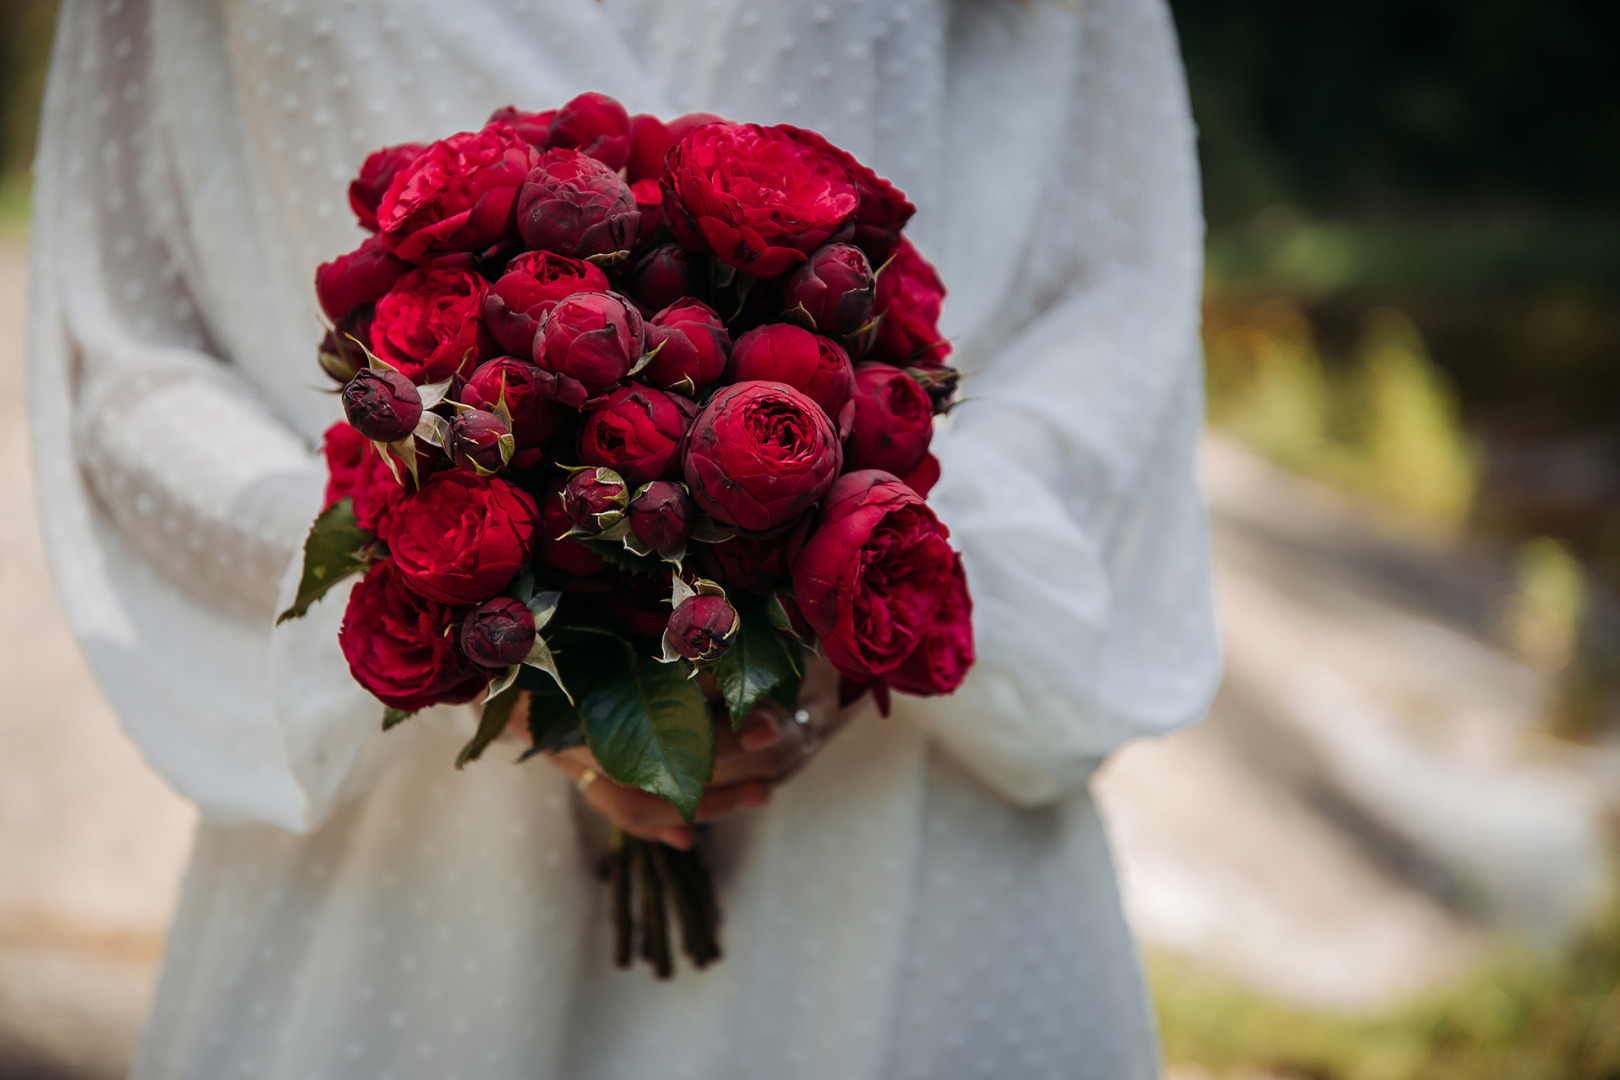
[603,828,723,978]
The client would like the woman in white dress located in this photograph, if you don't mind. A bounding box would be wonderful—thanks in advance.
[29,0,1220,1076]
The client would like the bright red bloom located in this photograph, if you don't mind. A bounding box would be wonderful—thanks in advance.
[369,267,491,383]
[580,385,698,488]
[463,356,568,448]
[627,113,674,183]
[532,291,646,408]
[780,125,915,262]
[683,381,842,532]
[727,323,854,426]
[783,242,876,337]
[315,234,410,322]
[886,553,974,696]
[642,299,730,393]
[483,250,609,356]
[546,92,632,172]
[871,237,951,367]
[320,421,405,534]
[630,244,709,315]
[338,560,485,711]
[377,124,536,266]
[485,105,556,147]
[383,471,539,605]
[516,148,640,259]
[845,362,934,477]
[348,142,425,233]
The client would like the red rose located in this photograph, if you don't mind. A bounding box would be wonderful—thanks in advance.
[780,126,914,262]
[886,553,974,696]
[483,250,609,356]
[546,92,632,172]
[697,513,811,593]
[315,234,410,322]
[661,123,858,278]
[485,105,556,148]
[791,470,956,681]
[727,323,854,426]
[900,452,941,499]
[630,243,709,314]
[339,560,485,711]
[643,299,730,393]
[535,483,610,577]
[516,148,640,259]
[463,356,568,448]
[377,124,536,266]
[580,384,698,487]
[370,267,492,383]
[627,480,697,556]
[845,362,933,476]
[628,113,674,183]
[684,381,842,532]
[321,421,405,534]
[667,594,740,663]
[871,237,950,367]
[783,242,876,337]
[447,408,511,474]
[384,471,539,605]
[348,142,425,233]
[630,178,663,250]
[532,291,646,408]
[666,112,726,142]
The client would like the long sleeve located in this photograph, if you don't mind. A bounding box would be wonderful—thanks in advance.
[888,0,1222,806]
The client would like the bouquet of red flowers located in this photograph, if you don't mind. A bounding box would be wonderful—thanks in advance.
[281,92,974,975]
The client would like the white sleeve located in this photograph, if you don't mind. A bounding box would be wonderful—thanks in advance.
[28,0,410,831]
[890,0,1222,806]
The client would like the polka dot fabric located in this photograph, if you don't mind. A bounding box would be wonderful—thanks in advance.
[29,0,1220,1077]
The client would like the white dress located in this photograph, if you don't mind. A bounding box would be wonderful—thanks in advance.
[28,0,1221,1077]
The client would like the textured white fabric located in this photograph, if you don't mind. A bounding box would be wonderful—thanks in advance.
[28,0,1220,1076]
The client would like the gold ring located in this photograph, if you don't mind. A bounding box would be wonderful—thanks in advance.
[575,767,600,794]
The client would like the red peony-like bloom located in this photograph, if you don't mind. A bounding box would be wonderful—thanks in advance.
[338,560,485,711]
[683,381,842,532]
[779,125,915,262]
[463,356,568,448]
[642,299,730,393]
[871,237,951,367]
[348,142,425,233]
[630,244,709,315]
[532,291,646,408]
[485,105,556,148]
[315,234,410,322]
[377,124,536,267]
[579,384,698,488]
[627,113,675,183]
[321,421,405,534]
[661,123,858,278]
[845,362,934,477]
[534,482,611,577]
[383,471,539,605]
[546,92,633,172]
[483,250,609,357]
[783,242,876,337]
[727,323,854,426]
[791,470,957,681]
[516,148,640,259]
[697,514,811,594]
[885,552,974,696]
[630,178,664,250]
[369,267,492,383]
[627,480,697,556]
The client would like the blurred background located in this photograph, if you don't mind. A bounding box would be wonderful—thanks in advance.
[1,1,1618,1077]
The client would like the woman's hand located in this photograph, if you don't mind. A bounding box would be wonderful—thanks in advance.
[537,651,852,849]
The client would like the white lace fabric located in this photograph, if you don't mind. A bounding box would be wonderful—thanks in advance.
[29,0,1220,1076]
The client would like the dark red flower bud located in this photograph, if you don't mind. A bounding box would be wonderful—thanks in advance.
[727,323,855,425]
[845,362,934,477]
[667,594,741,663]
[627,113,675,183]
[517,149,640,259]
[561,468,629,533]
[532,291,646,408]
[630,243,709,314]
[459,597,537,668]
[631,178,663,250]
[546,92,633,172]
[783,243,875,337]
[447,408,511,473]
[642,299,730,393]
[315,235,411,322]
[536,485,610,577]
[341,368,423,442]
[486,105,555,148]
[628,481,697,555]
[348,142,424,232]
[463,357,567,448]
[580,385,697,488]
[483,250,609,356]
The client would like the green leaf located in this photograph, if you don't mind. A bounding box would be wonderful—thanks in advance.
[456,668,519,768]
[518,675,585,759]
[278,499,372,624]
[579,643,714,823]
[381,707,415,730]
[580,536,667,577]
[712,599,799,729]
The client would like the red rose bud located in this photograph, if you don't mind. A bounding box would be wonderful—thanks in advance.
[792,470,957,681]
[532,291,646,408]
[727,323,854,425]
[517,148,640,259]
[341,367,423,442]
[885,552,974,696]
[871,237,951,367]
[643,299,730,392]
[667,594,740,663]
[483,250,609,356]
[630,178,663,250]
[536,485,610,576]
[778,126,915,262]
[448,408,512,473]
[561,468,629,533]
[907,365,961,413]
[627,113,674,183]
[546,92,632,172]
[630,243,709,314]
[684,382,842,532]
[580,385,697,488]
[340,561,485,711]
[783,243,875,337]
[348,142,425,232]
[661,123,858,278]
[464,357,566,447]
[459,596,538,669]
[665,112,726,143]
[628,480,697,555]
[377,125,536,267]
[370,267,491,382]
[485,105,555,147]
[383,471,540,605]
[845,363,933,476]
[315,234,410,322]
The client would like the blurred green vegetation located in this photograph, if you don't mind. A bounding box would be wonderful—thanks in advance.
[0,0,55,232]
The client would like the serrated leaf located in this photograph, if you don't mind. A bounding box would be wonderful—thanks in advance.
[579,643,714,823]
[456,668,519,768]
[382,706,415,730]
[277,498,372,624]
[711,599,798,729]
